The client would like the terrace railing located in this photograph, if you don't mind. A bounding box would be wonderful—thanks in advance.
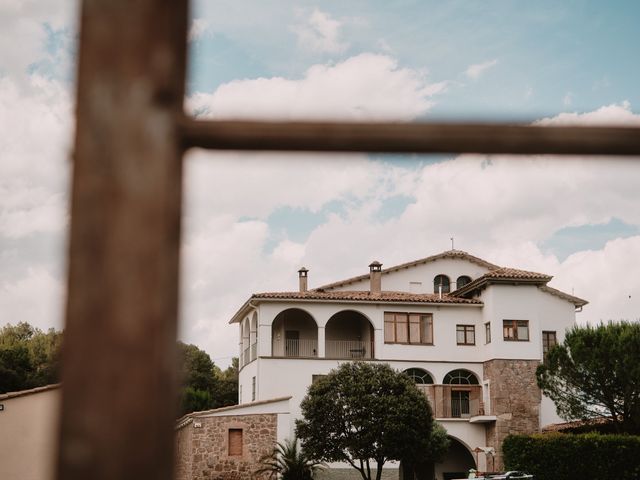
[417,385,484,419]
[325,340,374,359]
[272,339,318,358]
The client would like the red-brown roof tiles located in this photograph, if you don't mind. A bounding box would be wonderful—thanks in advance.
[250,290,483,304]
[317,249,499,291]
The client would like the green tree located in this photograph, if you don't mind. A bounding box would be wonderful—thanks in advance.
[254,437,325,480]
[0,322,63,393]
[295,362,448,480]
[536,321,640,434]
[177,342,239,415]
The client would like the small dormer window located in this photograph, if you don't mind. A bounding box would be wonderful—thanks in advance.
[433,274,450,294]
[456,275,472,289]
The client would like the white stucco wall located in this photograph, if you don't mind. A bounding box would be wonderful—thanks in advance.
[0,388,60,480]
[327,257,491,294]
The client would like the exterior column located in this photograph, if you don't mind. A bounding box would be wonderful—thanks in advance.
[318,327,325,358]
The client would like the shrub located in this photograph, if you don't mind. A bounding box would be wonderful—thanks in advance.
[503,433,640,480]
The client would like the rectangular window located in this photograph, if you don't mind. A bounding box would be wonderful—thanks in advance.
[503,320,529,341]
[228,429,243,456]
[251,376,256,401]
[485,322,491,344]
[456,325,475,345]
[542,331,557,357]
[384,312,433,344]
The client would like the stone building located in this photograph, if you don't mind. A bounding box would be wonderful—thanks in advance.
[179,249,586,479]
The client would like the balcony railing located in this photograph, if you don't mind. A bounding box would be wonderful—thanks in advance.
[325,340,373,359]
[417,385,484,419]
[240,343,258,367]
[272,339,318,358]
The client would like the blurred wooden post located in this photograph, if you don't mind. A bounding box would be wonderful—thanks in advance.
[57,1,188,479]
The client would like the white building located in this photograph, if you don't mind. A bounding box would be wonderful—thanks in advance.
[229,250,587,478]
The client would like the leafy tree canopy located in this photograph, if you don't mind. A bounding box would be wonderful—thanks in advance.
[177,341,238,415]
[0,322,63,393]
[536,321,640,434]
[295,362,448,480]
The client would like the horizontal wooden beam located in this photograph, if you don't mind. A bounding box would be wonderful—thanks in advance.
[180,119,640,155]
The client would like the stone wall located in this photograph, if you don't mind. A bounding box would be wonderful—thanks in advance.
[483,359,541,470]
[175,413,278,480]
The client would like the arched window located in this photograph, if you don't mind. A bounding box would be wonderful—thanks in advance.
[456,275,472,289]
[443,369,479,385]
[403,368,434,385]
[433,274,450,294]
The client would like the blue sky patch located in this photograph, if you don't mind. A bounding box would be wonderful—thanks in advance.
[540,218,640,261]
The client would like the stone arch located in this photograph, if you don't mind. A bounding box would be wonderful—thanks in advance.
[271,308,318,358]
[325,310,374,359]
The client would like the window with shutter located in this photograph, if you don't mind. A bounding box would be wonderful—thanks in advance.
[228,429,243,456]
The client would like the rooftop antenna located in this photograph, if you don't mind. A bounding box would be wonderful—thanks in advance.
[450,237,455,250]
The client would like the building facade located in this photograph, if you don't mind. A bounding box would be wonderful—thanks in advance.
[226,250,586,478]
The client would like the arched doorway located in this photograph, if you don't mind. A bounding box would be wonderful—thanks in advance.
[400,436,475,480]
[436,436,476,480]
[272,308,318,357]
[325,310,374,359]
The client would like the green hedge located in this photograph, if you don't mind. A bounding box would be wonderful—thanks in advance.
[503,433,640,480]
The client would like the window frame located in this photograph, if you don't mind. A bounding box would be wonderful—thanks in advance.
[384,312,433,345]
[228,428,243,456]
[456,324,476,345]
[542,330,557,357]
[251,376,256,401]
[503,319,530,342]
[485,322,491,344]
[433,274,451,294]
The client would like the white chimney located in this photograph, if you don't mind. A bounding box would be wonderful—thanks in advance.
[369,261,382,295]
[298,267,309,292]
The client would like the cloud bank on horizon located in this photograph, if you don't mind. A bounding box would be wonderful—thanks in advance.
[2,1,640,366]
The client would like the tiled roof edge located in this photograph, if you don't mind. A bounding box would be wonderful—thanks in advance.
[0,383,61,401]
[316,250,500,291]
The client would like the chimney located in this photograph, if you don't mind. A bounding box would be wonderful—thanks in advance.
[298,267,309,292]
[369,261,382,295]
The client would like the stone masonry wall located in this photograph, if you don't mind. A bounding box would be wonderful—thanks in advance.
[175,421,194,480]
[483,360,541,470]
[176,413,278,480]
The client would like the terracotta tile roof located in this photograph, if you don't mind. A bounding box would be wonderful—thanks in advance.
[317,250,499,291]
[481,267,552,281]
[0,383,61,400]
[542,416,613,433]
[452,267,552,296]
[539,285,588,307]
[175,396,292,430]
[250,290,483,304]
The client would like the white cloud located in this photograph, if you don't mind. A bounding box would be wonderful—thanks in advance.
[464,59,498,80]
[188,18,210,42]
[292,8,348,54]
[187,53,445,121]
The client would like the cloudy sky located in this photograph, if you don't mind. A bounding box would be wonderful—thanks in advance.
[2,0,640,367]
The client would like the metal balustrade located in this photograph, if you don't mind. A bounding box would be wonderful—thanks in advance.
[416,385,484,419]
[272,339,318,358]
[325,340,374,359]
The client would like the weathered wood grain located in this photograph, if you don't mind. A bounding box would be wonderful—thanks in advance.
[181,119,640,155]
[57,1,188,479]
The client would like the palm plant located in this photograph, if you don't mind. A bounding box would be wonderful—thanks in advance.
[254,437,325,480]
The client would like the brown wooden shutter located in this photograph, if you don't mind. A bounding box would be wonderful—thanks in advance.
[228,429,243,456]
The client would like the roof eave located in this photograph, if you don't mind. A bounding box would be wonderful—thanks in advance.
[247,296,483,307]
